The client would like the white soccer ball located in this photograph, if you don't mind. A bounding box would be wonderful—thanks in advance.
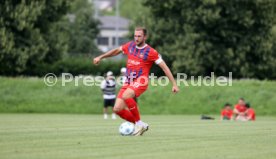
[119,122,135,136]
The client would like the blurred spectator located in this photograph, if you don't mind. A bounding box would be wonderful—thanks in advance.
[221,103,233,120]
[120,67,127,84]
[233,98,247,121]
[100,71,116,119]
[245,103,256,121]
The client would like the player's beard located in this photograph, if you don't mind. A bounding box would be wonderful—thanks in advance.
[135,40,145,47]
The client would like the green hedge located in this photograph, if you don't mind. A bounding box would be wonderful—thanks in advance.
[23,55,165,77]
[24,56,127,77]
[0,77,276,116]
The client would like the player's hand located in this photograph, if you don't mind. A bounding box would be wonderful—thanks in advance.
[93,57,101,65]
[172,85,179,94]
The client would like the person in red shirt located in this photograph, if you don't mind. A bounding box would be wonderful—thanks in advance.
[93,27,179,136]
[233,98,247,121]
[245,103,256,121]
[221,103,233,120]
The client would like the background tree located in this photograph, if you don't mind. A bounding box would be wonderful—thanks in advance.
[0,0,71,75]
[67,0,99,55]
[0,0,100,76]
[136,0,276,79]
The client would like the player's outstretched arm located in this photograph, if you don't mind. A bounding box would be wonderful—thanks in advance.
[157,61,179,93]
[93,47,122,65]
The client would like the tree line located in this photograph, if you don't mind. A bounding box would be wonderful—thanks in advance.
[133,0,276,79]
[1,0,276,79]
[0,0,99,76]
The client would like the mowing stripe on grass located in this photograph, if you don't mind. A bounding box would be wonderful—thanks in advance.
[0,114,276,159]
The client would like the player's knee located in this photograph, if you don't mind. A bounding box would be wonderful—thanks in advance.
[113,106,122,113]
[122,92,134,100]
[121,88,135,100]
[112,107,119,113]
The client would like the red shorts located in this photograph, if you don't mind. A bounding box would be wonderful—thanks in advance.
[117,83,147,98]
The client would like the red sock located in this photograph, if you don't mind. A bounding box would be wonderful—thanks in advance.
[124,98,140,122]
[115,109,135,123]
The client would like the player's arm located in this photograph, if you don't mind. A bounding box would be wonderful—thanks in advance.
[245,110,253,121]
[230,115,234,121]
[100,80,106,90]
[93,47,122,65]
[246,114,252,121]
[232,108,240,120]
[233,108,239,115]
[157,61,179,93]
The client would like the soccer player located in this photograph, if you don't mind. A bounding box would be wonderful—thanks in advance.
[93,27,179,136]
[233,98,247,121]
[100,71,116,120]
[245,103,256,121]
[220,103,233,120]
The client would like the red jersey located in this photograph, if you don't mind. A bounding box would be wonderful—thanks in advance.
[234,104,247,113]
[221,109,233,120]
[246,108,256,121]
[121,41,162,88]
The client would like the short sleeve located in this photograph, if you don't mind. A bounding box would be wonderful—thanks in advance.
[150,49,163,64]
[121,41,132,55]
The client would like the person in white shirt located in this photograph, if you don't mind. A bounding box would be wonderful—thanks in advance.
[100,71,116,119]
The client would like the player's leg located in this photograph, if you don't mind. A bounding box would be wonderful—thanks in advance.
[113,98,135,123]
[113,87,136,123]
[103,99,108,119]
[121,88,140,122]
[236,114,247,121]
[110,98,116,119]
[122,87,149,136]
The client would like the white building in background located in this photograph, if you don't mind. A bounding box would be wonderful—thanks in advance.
[91,0,130,53]
[97,16,129,52]
[96,0,115,11]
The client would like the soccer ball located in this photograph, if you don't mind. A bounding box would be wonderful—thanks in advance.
[119,122,135,136]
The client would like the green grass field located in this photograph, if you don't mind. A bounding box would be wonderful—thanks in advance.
[1,77,276,115]
[0,114,276,159]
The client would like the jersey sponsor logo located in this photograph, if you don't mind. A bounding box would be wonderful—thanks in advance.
[128,59,140,66]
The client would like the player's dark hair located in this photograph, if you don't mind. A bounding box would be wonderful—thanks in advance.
[224,103,231,107]
[245,103,251,108]
[135,27,147,36]
[239,97,245,101]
